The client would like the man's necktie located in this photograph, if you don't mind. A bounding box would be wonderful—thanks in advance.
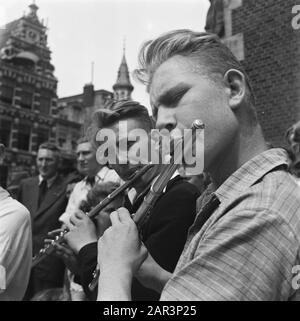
[38,179,48,208]
[86,176,96,187]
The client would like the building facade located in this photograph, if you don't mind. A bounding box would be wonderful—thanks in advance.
[57,84,113,140]
[0,3,80,189]
[206,0,300,147]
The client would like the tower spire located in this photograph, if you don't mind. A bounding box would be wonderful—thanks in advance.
[123,37,126,56]
[27,1,40,23]
[113,41,134,102]
[91,61,94,83]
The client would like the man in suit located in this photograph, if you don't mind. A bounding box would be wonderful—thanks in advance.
[18,142,68,300]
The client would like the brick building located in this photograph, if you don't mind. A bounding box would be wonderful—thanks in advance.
[0,3,67,188]
[0,2,137,190]
[207,0,300,147]
[57,84,113,141]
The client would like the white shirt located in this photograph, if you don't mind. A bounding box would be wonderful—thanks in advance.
[59,166,121,227]
[0,187,32,301]
[38,174,58,188]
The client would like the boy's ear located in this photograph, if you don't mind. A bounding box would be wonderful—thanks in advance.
[223,69,247,110]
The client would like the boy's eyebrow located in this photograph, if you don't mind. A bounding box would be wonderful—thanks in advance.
[155,83,191,107]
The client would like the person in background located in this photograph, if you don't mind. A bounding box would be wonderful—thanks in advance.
[18,142,68,300]
[51,136,121,301]
[286,120,300,181]
[58,136,121,228]
[0,143,32,300]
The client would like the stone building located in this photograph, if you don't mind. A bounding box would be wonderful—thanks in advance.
[0,3,64,188]
[56,84,113,140]
[206,0,300,147]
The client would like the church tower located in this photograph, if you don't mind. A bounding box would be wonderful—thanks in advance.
[113,44,134,101]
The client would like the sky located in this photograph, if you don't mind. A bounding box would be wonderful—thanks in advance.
[0,0,210,110]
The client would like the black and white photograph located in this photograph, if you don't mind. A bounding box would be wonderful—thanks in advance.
[0,0,300,306]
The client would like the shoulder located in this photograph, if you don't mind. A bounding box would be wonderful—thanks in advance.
[245,169,300,235]
[19,176,38,187]
[0,196,31,234]
[210,168,300,234]
[196,168,300,247]
[67,179,87,199]
[165,176,200,200]
[51,175,68,192]
[103,168,121,183]
[152,177,199,221]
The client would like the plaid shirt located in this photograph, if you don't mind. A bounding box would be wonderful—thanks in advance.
[161,148,300,301]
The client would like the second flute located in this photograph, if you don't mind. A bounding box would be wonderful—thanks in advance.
[32,164,154,267]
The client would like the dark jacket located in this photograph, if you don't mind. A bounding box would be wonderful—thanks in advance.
[18,175,68,286]
[78,175,200,300]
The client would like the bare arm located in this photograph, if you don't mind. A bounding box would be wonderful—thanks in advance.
[96,208,148,301]
[135,252,172,294]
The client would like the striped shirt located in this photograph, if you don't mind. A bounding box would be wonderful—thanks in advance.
[161,148,300,301]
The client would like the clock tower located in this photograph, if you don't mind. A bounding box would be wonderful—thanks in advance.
[0,2,59,191]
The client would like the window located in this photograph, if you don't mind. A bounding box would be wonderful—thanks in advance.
[17,123,31,151]
[36,127,49,148]
[71,140,77,151]
[20,90,33,109]
[0,119,11,147]
[58,137,66,148]
[72,106,82,123]
[0,85,14,104]
[39,96,51,114]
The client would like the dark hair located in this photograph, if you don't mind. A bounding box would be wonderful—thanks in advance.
[77,136,91,145]
[38,142,61,154]
[85,100,153,147]
[79,181,123,213]
[285,120,300,176]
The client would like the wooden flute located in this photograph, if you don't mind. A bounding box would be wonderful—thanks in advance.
[32,163,154,267]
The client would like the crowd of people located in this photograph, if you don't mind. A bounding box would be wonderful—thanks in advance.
[1,29,300,301]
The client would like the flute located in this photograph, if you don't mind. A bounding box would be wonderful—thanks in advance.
[88,119,205,291]
[32,164,154,267]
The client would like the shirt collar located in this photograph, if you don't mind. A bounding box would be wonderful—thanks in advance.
[83,166,110,185]
[215,148,289,203]
[127,188,137,204]
[39,174,58,188]
[96,166,109,181]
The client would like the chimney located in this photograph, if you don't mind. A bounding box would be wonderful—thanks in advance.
[83,83,94,107]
